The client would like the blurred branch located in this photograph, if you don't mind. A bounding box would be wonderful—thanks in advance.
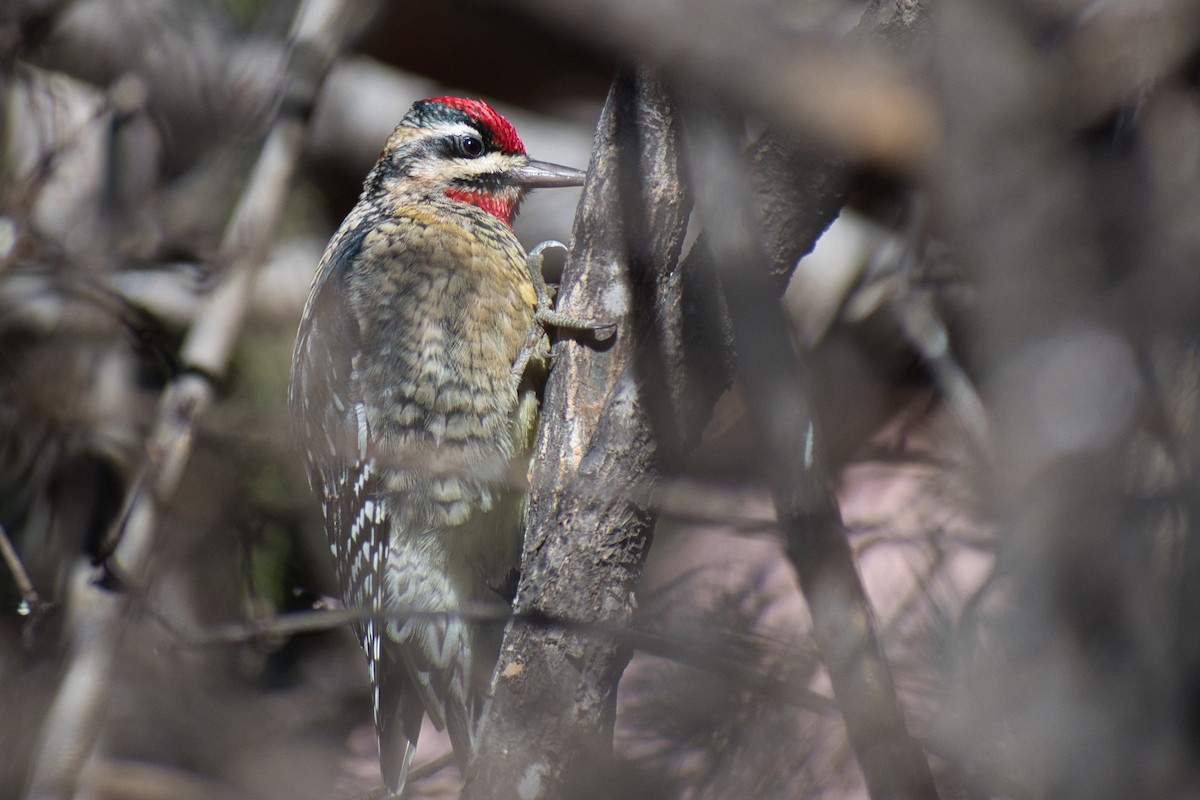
[747,1,929,286]
[667,2,941,794]
[501,0,935,170]
[0,241,321,336]
[21,2,363,797]
[0,0,73,63]
[1061,0,1200,128]
[926,2,1200,796]
[172,601,843,718]
[33,1,592,191]
[80,758,249,800]
[682,98,938,799]
[662,0,931,336]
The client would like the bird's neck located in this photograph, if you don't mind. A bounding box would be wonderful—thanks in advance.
[443,187,518,228]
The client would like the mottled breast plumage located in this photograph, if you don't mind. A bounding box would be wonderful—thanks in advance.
[296,198,538,525]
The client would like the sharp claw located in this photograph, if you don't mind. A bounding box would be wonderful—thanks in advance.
[591,322,618,341]
[527,240,618,341]
[530,240,568,258]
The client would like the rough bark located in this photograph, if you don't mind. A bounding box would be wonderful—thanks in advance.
[464,3,937,798]
[462,69,691,800]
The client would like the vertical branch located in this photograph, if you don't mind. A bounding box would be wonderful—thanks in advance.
[21,2,363,797]
[463,70,690,800]
[681,100,938,800]
[467,3,933,795]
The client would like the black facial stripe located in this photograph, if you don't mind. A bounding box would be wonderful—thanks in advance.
[450,171,509,192]
[405,101,501,153]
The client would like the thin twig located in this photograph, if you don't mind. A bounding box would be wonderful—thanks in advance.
[353,752,456,800]
[165,603,841,718]
[0,520,45,616]
[406,751,458,785]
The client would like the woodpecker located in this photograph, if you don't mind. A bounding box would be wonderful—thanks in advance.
[289,96,589,794]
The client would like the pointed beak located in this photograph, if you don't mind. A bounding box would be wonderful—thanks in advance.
[515,158,587,188]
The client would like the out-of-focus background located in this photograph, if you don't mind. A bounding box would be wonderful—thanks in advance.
[4,0,1200,799]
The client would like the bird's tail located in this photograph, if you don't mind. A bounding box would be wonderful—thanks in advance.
[375,643,425,793]
[372,620,478,795]
[376,556,482,793]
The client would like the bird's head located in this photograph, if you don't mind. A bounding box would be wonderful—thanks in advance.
[369,96,586,227]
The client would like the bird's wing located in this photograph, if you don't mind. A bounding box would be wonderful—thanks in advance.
[289,222,425,793]
[328,460,426,792]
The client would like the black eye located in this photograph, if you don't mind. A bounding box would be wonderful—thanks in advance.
[455,135,485,158]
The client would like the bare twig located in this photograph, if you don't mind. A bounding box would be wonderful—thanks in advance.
[0,520,44,616]
[166,601,841,718]
[405,751,458,786]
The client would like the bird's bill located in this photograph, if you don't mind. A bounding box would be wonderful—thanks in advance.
[515,159,587,188]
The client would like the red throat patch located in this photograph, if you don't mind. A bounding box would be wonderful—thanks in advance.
[425,96,525,155]
[444,188,516,227]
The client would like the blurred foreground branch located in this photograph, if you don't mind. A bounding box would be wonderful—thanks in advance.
[926,2,1200,797]
[504,0,934,170]
[669,4,940,792]
[21,2,363,797]
[684,102,938,799]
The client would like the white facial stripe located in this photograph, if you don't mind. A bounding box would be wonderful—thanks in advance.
[408,149,516,184]
[435,121,484,140]
[463,151,514,173]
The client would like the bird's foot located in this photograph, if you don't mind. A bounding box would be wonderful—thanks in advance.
[526,241,617,340]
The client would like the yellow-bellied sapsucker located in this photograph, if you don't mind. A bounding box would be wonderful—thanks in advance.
[289,96,586,794]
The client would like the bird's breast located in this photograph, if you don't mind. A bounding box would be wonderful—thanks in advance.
[343,205,541,526]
